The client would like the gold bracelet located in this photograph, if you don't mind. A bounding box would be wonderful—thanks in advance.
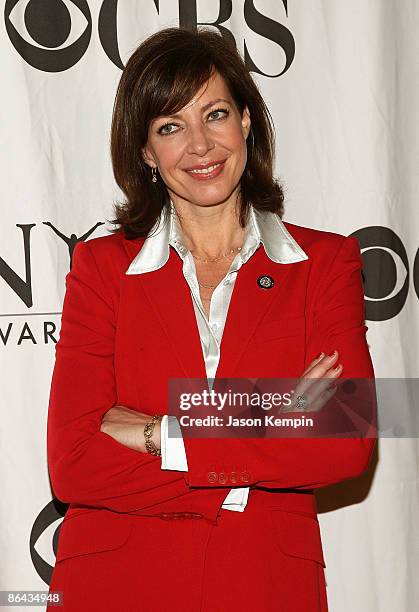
[143,415,162,456]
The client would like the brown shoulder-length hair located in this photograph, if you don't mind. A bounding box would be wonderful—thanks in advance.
[108,26,285,240]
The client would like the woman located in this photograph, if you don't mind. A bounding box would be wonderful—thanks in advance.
[47,27,376,611]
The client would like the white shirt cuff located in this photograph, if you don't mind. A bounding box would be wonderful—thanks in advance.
[160,415,188,471]
[221,487,250,512]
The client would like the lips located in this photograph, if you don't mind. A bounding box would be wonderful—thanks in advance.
[184,159,226,172]
[184,159,226,181]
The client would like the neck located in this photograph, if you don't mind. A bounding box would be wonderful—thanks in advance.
[169,193,247,258]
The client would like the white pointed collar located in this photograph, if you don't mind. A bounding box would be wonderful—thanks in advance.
[125,199,308,275]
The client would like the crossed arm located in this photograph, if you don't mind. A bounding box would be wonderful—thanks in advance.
[47,236,376,513]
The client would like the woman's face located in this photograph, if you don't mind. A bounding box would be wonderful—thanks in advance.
[142,71,251,209]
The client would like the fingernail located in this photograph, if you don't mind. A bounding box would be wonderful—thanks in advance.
[315,352,325,360]
[327,350,337,358]
[332,363,342,372]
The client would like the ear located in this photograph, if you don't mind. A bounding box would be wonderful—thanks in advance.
[142,145,157,169]
[241,106,251,139]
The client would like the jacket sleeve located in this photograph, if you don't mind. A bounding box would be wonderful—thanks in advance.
[181,236,377,490]
[47,239,194,513]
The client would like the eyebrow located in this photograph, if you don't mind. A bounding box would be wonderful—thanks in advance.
[157,98,231,121]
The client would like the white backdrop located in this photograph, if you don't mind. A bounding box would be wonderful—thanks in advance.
[1,1,418,611]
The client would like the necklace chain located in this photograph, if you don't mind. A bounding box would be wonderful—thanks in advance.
[191,245,242,263]
[194,245,242,289]
[171,242,244,289]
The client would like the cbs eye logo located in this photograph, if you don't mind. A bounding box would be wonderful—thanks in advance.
[5,0,121,71]
[353,226,419,321]
[30,499,67,584]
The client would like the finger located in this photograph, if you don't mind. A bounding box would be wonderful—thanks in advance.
[300,352,326,377]
[294,352,340,397]
[289,368,325,402]
[303,351,340,379]
[284,352,341,411]
[303,366,342,401]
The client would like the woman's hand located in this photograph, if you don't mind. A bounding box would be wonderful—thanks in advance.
[100,406,161,453]
[283,350,343,413]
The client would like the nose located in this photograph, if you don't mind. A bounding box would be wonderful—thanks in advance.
[186,123,215,156]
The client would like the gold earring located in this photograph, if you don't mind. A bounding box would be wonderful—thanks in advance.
[152,167,157,183]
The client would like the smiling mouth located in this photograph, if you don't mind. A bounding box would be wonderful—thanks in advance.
[187,162,223,174]
[184,160,226,180]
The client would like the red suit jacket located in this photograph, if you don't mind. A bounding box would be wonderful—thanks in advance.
[47,221,376,611]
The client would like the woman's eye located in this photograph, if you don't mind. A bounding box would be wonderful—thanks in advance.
[208,108,229,121]
[158,123,178,135]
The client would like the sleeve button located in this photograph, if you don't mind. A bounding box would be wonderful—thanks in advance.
[207,471,218,483]
[240,471,251,483]
[218,472,227,484]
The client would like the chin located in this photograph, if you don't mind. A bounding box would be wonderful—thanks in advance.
[168,174,241,207]
[188,182,239,205]
[190,192,235,207]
